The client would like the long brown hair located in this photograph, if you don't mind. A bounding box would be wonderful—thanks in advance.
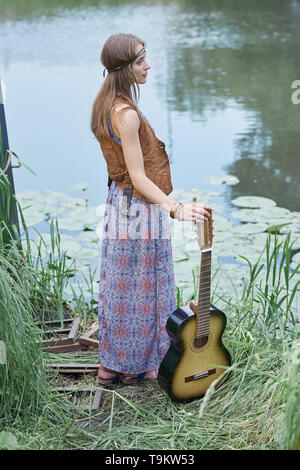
[91,33,145,141]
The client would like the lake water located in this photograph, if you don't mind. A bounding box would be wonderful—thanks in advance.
[1,0,299,213]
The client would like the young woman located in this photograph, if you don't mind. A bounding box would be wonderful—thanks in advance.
[91,33,212,385]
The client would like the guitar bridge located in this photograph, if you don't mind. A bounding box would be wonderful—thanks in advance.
[185,368,216,382]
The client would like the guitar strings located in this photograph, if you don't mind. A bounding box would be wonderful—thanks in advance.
[195,217,212,378]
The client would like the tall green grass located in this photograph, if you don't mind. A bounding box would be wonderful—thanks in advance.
[0,245,50,420]
[74,231,298,450]
[0,152,52,422]
[0,157,22,251]
[282,337,300,450]
[0,167,80,426]
[0,177,299,449]
[8,310,296,450]
[238,232,299,334]
[21,218,77,326]
[0,149,74,325]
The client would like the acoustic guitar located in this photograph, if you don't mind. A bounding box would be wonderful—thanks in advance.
[158,210,231,402]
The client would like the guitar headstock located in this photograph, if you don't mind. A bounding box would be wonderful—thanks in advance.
[196,209,213,251]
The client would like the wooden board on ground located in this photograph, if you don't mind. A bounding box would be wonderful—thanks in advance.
[78,325,99,349]
[44,328,71,336]
[47,363,99,375]
[36,317,82,351]
[54,386,103,411]
[45,342,89,353]
[68,317,81,342]
[35,318,74,327]
[49,363,99,369]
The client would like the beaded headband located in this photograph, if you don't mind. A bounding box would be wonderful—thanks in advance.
[103,47,146,77]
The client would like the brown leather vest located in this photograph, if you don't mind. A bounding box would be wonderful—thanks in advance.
[98,94,173,203]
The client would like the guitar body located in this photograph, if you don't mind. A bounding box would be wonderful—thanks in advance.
[158,303,231,403]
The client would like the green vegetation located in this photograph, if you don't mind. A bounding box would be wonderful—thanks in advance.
[0,183,299,449]
[1,0,299,450]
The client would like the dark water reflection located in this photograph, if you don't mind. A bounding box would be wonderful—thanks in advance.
[166,0,300,211]
[0,0,299,211]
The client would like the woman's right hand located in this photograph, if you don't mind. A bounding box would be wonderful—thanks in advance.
[176,203,213,223]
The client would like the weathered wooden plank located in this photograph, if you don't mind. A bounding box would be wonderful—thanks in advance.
[79,325,98,339]
[57,388,103,411]
[37,337,73,348]
[43,328,71,336]
[49,368,98,375]
[86,325,98,338]
[78,337,98,349]
[55,386,102,392]
[91,389,103,410]
[45,342,88,353]
[35,318,74,327]
[37,317,81,350]
[68,317,81,342]
[78,324,99,349]
[49,363,99,369]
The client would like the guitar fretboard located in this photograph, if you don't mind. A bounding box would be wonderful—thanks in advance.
[196,249,211,338]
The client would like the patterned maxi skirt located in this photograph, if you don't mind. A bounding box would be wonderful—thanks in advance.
[97,180,177,374]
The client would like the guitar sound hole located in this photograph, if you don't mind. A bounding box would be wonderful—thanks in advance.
[194,336,208,349]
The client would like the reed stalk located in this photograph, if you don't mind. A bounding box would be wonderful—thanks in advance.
[238,231,299,332]
[0,164,22,252]
[0,245,50,421]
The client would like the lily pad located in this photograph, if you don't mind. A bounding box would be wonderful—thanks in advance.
[196,192,221,204]
[170,220,195,241]
[16,189,44,200]
[290,236,300,250]
[168,189,198,202]
[213,242,230,256]
[209,175,239,186]
[292,252,300,264]
[292,212,300,223]
[237,249,264,265]
[215,263,249,277]
[69,182,88,191]
[43,190,71,203]
[247,232,270,248]
[212,214,233,230]
[213,231,233,242]
[59,196,89,209]
[184,239,201,254]
[174,259,200,283]
[64,257,90,272]
[232,223,268,236]
[76,231,102,244]
[96,203,106,218]
[231,207,292,223]
[21,207,45,227]
[74,247,99,260]
[63,281,94,299]
[16,190,95,225]
[214,239,257,259]
[231,196,277,209]
[33,233,83,257]
[291,262,300,272]
[280,224,300,234]
[53,207,99,231]
[205,191,221,199]
[21,201,66,218]
[266,222,292,233]
[173,250,190,262]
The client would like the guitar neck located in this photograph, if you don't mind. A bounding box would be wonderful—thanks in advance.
[195,249,211,338]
